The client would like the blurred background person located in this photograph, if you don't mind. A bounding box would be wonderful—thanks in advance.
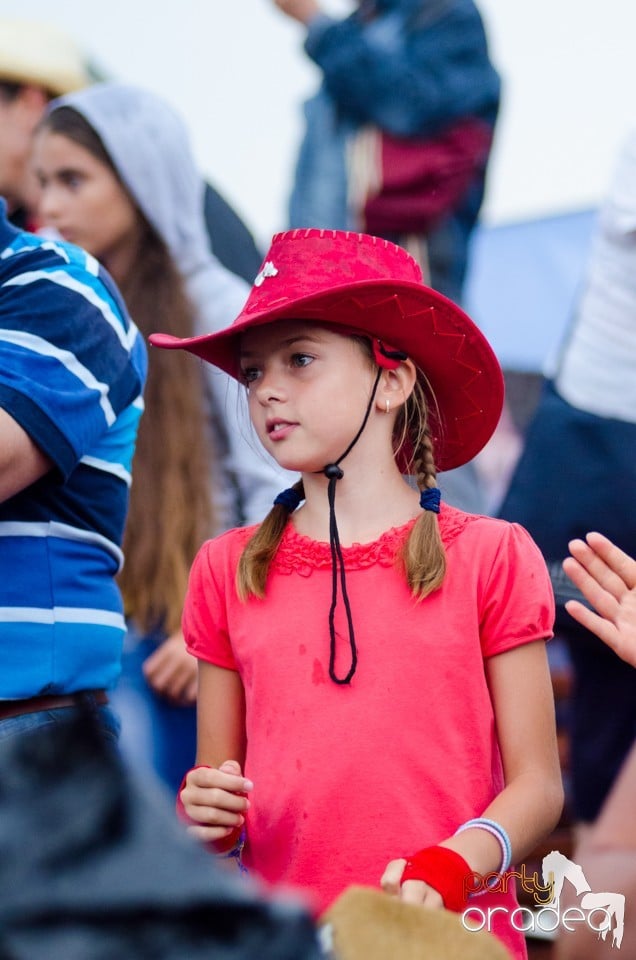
[272,0,501,514]
[498,124,636,837]
[0,16,264,283]
[0,18,89,230]
[273,0,500,305]
[32,82,292,793]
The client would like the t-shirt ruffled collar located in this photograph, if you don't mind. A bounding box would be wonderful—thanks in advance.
[271,503,479,576]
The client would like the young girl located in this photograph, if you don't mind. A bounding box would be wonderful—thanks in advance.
[30,83,290,790]
[151,229,563,959]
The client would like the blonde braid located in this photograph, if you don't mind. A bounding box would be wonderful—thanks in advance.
[237,480,305,600]
[399,391,447,599]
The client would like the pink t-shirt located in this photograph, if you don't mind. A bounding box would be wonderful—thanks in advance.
[183,504,554,959]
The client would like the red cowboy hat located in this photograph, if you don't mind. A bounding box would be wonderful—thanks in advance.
[150,229,503,471]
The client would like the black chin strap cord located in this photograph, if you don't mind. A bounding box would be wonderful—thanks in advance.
[323,367,383,685]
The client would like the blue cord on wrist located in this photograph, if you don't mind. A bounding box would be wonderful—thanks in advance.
[217,828,247,875]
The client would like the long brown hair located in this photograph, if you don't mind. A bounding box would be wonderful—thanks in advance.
[41,107,215,634]
[236,338,445,601]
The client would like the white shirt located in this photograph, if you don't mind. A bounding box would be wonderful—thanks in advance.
[556,127,636,424]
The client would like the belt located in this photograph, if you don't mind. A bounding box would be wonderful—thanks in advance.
[0,690,108,721]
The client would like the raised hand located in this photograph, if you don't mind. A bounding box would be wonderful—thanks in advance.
[563,532,636,668]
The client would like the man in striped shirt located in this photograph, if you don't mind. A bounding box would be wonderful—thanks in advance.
[0,197,147,737]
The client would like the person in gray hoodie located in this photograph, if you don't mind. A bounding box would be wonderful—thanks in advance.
[31,82,293,792]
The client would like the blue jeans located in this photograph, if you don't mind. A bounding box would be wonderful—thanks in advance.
[0,697,120,744]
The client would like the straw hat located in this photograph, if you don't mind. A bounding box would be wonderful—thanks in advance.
[0,19,90,96]
[150,229,504,471]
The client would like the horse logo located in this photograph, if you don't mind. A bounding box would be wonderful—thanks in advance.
[542,850,625,948]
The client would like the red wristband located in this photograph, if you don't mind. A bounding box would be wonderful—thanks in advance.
[400,845,471,913]
[175,764,211,826]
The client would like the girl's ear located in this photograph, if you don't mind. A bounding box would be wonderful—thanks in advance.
[376,359,417,413]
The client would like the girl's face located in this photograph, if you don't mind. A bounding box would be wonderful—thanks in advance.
[32,129,142,281]
[240,320,381,474]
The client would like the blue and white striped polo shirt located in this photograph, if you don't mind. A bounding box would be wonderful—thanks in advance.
[0,203,147,698]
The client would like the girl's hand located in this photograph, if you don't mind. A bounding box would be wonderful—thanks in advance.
[180,760,253,844]
[142,630,198,704]
[563,532,636,668]
[380,858,444,908]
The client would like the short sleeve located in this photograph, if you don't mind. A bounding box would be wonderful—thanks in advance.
[182,538,238,671]
[0,246,145,479]
[479,521,555,657]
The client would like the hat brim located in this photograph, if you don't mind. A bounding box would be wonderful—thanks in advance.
[0,20,90,96]
[150,278,503,472]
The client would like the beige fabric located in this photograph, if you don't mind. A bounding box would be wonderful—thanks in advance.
[319,885,510,960]
[346,125,382,229]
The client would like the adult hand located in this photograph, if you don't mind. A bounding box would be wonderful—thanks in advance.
[380,858,444,908]
[563,531,636,668]
[142,630,198,704]
[273,0,322,26]
[180,760,253,844]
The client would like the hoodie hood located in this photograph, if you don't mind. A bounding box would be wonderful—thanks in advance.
[49,82,210,278]
[44,83,284,531]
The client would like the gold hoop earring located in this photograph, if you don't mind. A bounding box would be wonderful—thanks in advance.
[385,400,390,415]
